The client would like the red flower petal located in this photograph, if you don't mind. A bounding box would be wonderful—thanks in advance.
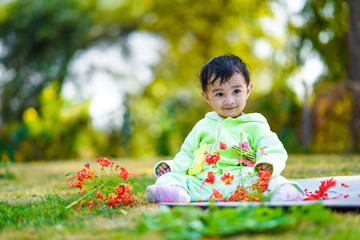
[120,167,128,181]
[219,142,227,150]
[203,171,215,185]
[212,189,223,199]
[303,178,337,201]
[97,158,112,167]
[221,172,234,185]
[205,152,220,166]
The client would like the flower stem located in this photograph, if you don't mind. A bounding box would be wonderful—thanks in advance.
[66,183,105,209]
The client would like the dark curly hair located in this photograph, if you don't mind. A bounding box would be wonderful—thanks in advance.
[199,54,250,92]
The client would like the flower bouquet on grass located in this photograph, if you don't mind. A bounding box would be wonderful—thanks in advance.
[66,157,138,209]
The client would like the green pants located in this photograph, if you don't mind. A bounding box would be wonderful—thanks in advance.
[155,170,304,202]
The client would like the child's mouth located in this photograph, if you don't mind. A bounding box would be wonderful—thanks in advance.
[224,107,236,110]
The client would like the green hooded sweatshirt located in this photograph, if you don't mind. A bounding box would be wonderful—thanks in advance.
[154,111,287,179]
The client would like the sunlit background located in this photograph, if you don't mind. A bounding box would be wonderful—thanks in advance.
[0,0,358,162]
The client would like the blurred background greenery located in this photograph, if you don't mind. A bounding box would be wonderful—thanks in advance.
[0,0,359,163]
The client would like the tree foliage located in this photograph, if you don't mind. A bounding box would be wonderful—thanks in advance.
[290,0,349,82]
[126,0,305,156]
[0,0,97,122]
[0,0,141,160]
[289,0,360,152]
[1,0,355,161]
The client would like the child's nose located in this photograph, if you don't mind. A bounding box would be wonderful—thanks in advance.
[224,96,235,104]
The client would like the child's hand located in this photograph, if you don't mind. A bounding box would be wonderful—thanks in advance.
[257,163,273,174]
[156,163,171,176]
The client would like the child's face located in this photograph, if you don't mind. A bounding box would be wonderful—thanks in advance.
[201,73,253,118]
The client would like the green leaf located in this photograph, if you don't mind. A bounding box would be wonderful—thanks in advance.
[64,171,77,177]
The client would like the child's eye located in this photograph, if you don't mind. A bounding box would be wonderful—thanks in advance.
[233,89,241,94]
[215,93,224,97]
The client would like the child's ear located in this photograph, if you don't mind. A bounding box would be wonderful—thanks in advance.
[201,91,211,105]
[246,82,254,99]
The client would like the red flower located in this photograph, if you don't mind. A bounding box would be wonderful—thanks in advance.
[210,189,223,200]
[344,194,349,198]
[72,179,83,189]
[116,184,134,204]
[228,171,271,202]
[205,152,220,166]
[341,183,350,188]
[252,170,271,191]
[84,163,90,169]
[76,176,85,184]
[97,157,112,167]
[221,172,234,185]
[125,184,133,192]
[88,199,95,209]
[121,195,132,204]
[77,168,95,180]
[120,167,128,181]
[303,195,317,201]
[94,190,105,201]
[228,186,255,201]
[107,193,120,207]
[219,142,227,150]
[70,174,85,189]
[259,148,267,155]
[304,178,337,201]
[203,171,215,185]
[116,185,125,196]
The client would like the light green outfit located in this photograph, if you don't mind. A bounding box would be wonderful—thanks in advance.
[154,111,304,202]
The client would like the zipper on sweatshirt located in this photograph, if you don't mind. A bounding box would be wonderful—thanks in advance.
[211,117,223,152]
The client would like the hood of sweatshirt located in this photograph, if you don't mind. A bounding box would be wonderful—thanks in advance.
[205,111,270,129]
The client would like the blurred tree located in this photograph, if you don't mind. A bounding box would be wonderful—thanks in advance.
[0,0,144,122]
[0,0,143,160]
[289,0,359,152]
[18,84,91,161]
[346,0,360,152]
[0,0,96,123]
[0,0,307,160]
[126,0,303,156]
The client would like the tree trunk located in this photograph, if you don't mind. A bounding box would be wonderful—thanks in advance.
[301,81,311,151]
[347,0,360,152]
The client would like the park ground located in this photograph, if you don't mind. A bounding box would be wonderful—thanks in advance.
[1,154,360,239]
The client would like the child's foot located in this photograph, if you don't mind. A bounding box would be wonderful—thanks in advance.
[146,185,190,203]
[270,183,303,202]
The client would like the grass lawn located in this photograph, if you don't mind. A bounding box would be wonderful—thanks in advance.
[1,154,360,240]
